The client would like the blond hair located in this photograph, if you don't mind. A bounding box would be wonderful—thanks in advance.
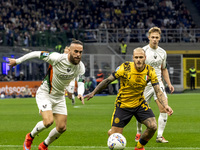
[148,27,161,35]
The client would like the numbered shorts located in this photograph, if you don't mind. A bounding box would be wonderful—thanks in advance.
[36,89,67,115]
[111,101,155,128]
[144,82,167,103]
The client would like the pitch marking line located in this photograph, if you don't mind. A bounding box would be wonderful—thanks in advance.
[0,145,200,149]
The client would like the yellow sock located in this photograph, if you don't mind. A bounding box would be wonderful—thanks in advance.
[136,141,144,148]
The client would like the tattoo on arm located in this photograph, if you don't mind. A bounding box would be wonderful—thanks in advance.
[154,84,167,108]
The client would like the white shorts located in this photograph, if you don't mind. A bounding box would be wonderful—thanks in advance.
[144,82,167,104]
[66,79,75,93]
[36,89,67,115]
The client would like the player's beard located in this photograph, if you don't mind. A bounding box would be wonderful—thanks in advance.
[69,55,81,65]
[136,61,145,71]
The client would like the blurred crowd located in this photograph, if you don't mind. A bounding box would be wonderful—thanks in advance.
[0,0,199,46]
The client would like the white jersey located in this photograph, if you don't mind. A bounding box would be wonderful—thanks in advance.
[143,45,168,101]
[143,44,167,83]
[16,51,85,97]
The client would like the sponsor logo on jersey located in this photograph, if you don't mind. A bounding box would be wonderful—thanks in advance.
[57,73,75,80]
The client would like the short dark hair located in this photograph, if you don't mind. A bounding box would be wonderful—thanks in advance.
[71,39,83,46]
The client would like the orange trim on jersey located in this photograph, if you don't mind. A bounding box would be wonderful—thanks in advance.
[48,65,53,94]
[74,80,78,92]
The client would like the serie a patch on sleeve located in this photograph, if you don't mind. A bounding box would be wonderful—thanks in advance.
[41,51,50,56]
[115,66,120,71]
[40,51,50,59]
[42,52,49,56]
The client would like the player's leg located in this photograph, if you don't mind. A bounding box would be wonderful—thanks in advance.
[38,98,67,149]
[67,91,75,105]
[66,81,75,105]
[135,85,154,142]
[108,126,124,136]
[155,99,169,143]
[154,82,169,143]
[39,114,67,149]
[135,101,157,150]
[135,117,157,150]
[23,92,53,150]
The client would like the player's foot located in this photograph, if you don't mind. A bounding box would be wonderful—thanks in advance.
[72,98,75,105]
[134,147,145,150]
[23,133,34,150]
[156,136,169,143]
[135,133,141,142]
[38,142,48,150]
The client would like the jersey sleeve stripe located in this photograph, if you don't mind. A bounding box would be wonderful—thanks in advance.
[152,82,159,86]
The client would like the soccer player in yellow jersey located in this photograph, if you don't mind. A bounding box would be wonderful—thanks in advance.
[84,48,173,150]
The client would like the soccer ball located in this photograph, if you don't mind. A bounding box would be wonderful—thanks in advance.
[107,133,127,150]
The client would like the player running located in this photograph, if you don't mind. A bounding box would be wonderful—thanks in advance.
[64,46,85,105]
[9,40,85,150]
[135,27,174,143]
[84,48,173,150]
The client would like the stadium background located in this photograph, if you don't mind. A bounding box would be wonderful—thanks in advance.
[0,0,200,95]
[0,0,200,150]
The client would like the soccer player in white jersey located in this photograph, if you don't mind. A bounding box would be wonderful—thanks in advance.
[135,27,174,143]
[8,40,85,150]
[64,46,85,105]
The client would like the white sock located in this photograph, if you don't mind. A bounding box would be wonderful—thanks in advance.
[157,113,168,137]
[31,121,46,137]
[44,128,61,146]
[136,121,142,134]
[72,94,75,100]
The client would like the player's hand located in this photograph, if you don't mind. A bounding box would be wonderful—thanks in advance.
[77,94,84,104]
[168,84,174,94]
[84,92,94,101]
[8,58,17,67]
[165,105,173,116]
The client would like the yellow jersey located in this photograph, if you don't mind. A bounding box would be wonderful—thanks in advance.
[113,61,159,108]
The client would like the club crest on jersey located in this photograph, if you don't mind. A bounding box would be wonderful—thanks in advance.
[154,53,157,59]
[67,68,71,72]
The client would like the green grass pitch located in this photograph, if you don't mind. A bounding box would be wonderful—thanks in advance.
[0,93,200,150]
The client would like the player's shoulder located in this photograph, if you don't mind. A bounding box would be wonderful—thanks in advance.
[78,61,85,74]
[116,61,132,72]
[157,46,166,54]
[142,45,149,51]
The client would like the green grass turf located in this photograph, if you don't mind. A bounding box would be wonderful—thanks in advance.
[0,93,200,150]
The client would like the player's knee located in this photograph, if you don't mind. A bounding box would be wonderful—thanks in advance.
[68,93,72,99]
[43,119,54,128]
[57,124,66,133]
[150,122,157,132]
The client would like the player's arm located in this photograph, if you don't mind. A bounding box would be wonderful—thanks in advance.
[8,51,41,67]
[153,84,173,116]
[77,81,85,104]
[162,68,174,93]
[84,74,115,100]
[8,51,59,67]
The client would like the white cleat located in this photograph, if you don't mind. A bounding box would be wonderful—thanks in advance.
[156,136,169,143]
